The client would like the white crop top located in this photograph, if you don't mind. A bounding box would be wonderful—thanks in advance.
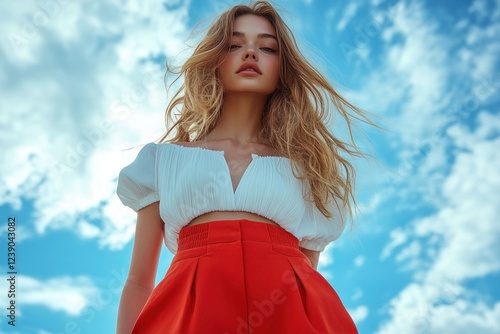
[116,142,346,254]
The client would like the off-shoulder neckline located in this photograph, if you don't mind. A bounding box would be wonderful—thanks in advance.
[158,142,290,160]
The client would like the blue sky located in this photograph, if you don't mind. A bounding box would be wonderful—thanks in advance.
[0,0,499,333]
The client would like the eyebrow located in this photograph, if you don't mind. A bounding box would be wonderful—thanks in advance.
[232,31,278,41]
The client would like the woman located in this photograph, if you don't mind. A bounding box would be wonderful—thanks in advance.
[116,1,373,333]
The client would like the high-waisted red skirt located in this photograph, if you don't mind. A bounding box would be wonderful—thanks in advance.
[132,219,357,333]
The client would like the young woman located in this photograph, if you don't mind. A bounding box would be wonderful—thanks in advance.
[116,1,373,333]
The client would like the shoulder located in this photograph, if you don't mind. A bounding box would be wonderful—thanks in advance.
[163,139,284,158]
[122,142,158,168]
[136,142,158,154]
[164,141,189,147]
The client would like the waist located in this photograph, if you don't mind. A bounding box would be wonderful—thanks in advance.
[186,211,279,227]
[177,219,299,251]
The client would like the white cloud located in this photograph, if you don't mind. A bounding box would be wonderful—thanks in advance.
[382,2,451,145]
[354,0,498,220]
[357,3,500,332]
[380,228,407,260]
[377,113,500,332]
[349,305,369,323]
[0,0,191,249]
[77,220,102,239]
[351,289,363,302]
[465,27,500,81]
[357,0,498,165]
[424,301,500,334]
[420,116,500,282]
[354,255,365,267]
[0,274,99,316]
[468,0,489,19]
[317,242,335,280]
[336,3,360,31]
[377,282,500,334]
[358,192,383,215]
[394,240,421,271]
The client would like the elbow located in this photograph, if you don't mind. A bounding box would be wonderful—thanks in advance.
[125,276,155,292]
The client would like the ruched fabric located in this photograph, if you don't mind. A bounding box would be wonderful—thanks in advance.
[132,219,357,334]
[117,142,346,254]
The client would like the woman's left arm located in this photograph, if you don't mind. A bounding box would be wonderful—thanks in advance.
[299,247,320,271]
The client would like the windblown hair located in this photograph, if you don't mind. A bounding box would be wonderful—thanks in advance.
[159,1,375,228]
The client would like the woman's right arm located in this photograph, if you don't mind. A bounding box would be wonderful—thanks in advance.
[116,202,164,334]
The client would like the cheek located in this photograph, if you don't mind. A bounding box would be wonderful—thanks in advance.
[218,58,234,80]
[270,60,280,83]
[217,64,229,84]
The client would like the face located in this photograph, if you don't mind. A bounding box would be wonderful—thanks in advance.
[218,14,280,96]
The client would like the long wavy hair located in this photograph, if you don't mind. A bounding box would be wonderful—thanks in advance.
[158,1,376,227]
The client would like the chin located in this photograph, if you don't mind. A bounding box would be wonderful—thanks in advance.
[226,86,278,95]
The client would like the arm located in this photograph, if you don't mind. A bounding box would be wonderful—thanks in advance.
[116,202,164,334]
[299,247,320,271]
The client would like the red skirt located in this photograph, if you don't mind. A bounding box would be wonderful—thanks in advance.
[132,219,358,333]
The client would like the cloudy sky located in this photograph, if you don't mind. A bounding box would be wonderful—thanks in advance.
[0,0,499,333]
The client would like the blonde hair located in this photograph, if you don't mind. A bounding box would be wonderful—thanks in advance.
[159,1,376,227]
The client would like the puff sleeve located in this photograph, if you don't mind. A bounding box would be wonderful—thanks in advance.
[297,198,347,252]
[116,143,159,212]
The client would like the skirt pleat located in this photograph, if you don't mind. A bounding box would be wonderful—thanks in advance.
[132,219,357,334]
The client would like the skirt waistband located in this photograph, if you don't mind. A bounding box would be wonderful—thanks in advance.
[177,219,299,251]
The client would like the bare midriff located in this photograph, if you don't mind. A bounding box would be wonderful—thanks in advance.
[186,211,280,227]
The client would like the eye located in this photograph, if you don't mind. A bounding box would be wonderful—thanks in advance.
[228,45,241,51]
[261,47,277,53]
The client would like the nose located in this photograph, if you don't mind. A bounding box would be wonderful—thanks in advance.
[242,46,258,61]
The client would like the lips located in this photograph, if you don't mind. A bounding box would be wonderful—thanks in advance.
[237,62,262,74]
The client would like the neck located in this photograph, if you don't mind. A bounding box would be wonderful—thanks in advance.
[205,92,269,144]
